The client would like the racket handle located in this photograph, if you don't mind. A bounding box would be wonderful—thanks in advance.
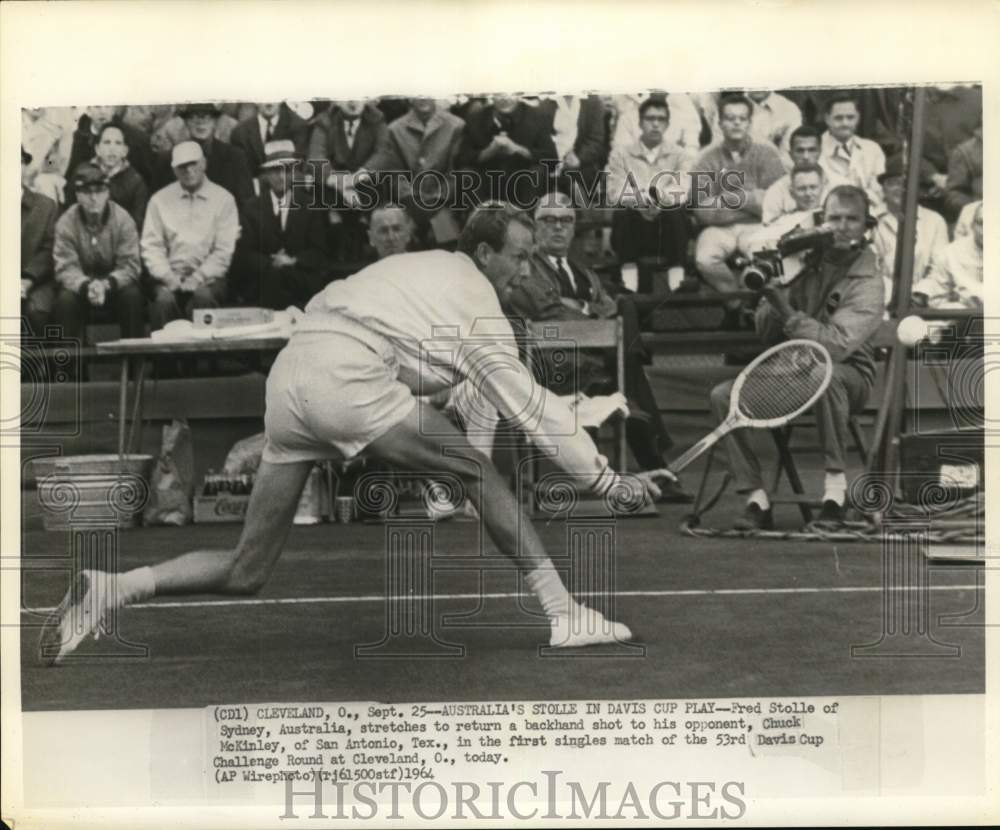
[667,420,736,474]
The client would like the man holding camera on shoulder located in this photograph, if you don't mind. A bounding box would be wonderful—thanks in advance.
[709,185,885,529]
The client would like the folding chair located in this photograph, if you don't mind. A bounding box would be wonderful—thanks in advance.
[769,319,897,521]
[769,416,870,523]
[521,318,628,513]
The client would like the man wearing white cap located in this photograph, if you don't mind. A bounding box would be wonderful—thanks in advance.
[233,140,329,309]
[142,140,240,329]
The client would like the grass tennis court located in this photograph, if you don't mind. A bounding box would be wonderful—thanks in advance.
[19,469,985,711]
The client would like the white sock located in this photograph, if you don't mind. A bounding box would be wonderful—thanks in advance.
[525,567,571,619]
[116,566,156,605]
[823,472,847,506]
[747,489,771,510]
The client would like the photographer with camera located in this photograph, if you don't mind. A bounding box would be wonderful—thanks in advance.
[709,185,884,528]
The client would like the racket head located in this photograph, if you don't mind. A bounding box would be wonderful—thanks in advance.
[728,339,834,428]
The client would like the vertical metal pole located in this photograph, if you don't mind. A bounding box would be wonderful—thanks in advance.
[616,317,628,472]
[117,357,128,462]
[873,87,927,483]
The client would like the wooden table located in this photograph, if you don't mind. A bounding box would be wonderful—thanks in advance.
[96,335,289,458]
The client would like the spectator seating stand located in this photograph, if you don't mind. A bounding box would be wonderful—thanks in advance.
[521,318,628,517]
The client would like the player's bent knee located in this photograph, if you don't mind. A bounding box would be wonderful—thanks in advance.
[215,550,267,595]
[223,567,268,596]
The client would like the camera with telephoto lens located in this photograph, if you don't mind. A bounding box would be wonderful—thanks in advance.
[738,224,835,291]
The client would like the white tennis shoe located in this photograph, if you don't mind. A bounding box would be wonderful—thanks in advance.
[548,602,633,648]
[39,570,118,665]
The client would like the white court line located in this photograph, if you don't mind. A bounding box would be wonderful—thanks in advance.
[23,584,982,615]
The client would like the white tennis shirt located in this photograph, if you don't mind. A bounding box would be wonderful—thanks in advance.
[302,250,618,495]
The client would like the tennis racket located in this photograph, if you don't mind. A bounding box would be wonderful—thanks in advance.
[666,339,833,474]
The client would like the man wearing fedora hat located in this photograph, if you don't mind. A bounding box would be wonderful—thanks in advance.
[153,103,253,204]
[151,103,239,153]
[233,140,330,309]
[51,163,145,341]
[143,141,239,330]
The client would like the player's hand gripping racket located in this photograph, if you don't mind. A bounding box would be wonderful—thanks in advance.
[665,339,833,475]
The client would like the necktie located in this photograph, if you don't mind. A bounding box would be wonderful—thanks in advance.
[266,117,277,142]
[274,197,286,233]
[345,119,357,148]
[555,257,577,297]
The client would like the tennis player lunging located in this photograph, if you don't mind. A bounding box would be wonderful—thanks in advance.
[42,204,673,663]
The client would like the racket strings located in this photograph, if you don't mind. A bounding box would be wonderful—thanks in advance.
[737,345,830,423]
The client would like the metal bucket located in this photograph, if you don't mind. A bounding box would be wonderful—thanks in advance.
[32,454,155,531]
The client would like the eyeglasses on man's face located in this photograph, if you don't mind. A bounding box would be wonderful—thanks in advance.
[537,215,576,227]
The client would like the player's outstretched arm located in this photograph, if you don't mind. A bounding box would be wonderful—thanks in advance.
[459,339,671,505]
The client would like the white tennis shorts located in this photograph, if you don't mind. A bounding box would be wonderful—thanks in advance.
[262,323,416,465]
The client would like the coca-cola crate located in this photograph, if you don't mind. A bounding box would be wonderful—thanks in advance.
[193,464,330,524]
[194,493,252,523]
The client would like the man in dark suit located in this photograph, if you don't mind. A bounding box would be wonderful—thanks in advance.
[21,147,59,335]
[307,100,390,260]
[498,192,690,500]
[230,102,310,172]
[233,141,330,309]
[152,103,254,204]
[456,96,558,207]
[536,95,609,192]
[307,99,388,191]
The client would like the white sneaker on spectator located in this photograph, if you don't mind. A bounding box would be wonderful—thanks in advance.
[549,602,633,648]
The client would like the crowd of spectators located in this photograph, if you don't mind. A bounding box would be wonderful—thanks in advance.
[21,87,984,353]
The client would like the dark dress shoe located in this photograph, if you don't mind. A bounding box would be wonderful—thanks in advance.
[733,502,774,530]
[817,500,845,522]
